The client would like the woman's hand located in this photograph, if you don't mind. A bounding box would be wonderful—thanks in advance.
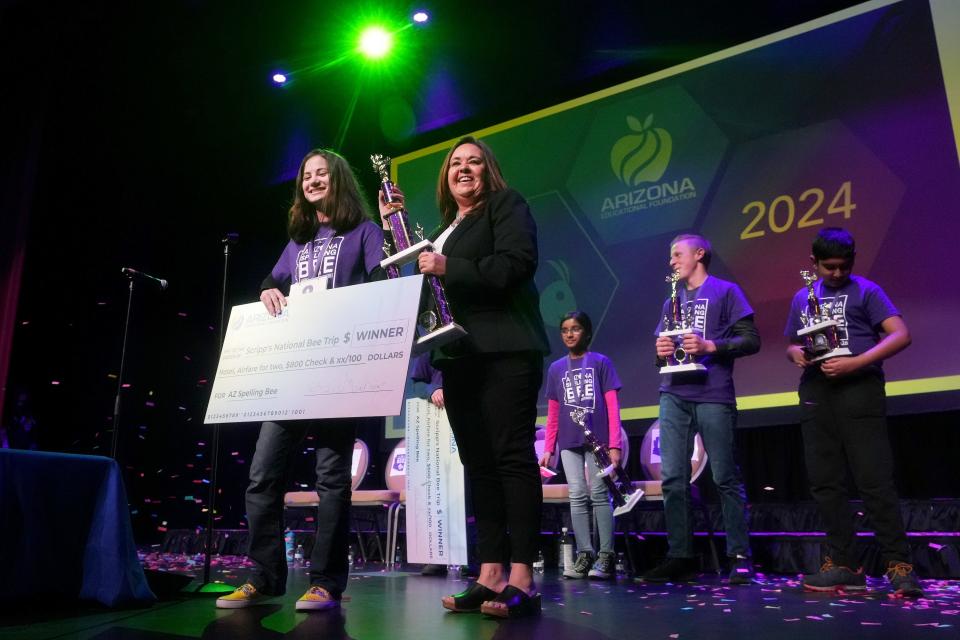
[378,186,404,230]
[260,288,287,316]
[418,251,447,276]
[430,388,445,409]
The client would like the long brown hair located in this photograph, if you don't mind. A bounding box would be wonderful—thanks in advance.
[288,149,372,243]
[435,136,508,225]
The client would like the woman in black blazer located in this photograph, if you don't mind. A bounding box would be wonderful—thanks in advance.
[412,136,550,618]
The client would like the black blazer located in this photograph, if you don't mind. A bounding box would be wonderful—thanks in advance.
[428,188,550,362]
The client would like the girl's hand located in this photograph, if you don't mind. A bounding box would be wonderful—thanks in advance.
[538,452,552,468]
[378,186,404,229]
[260,288,286,316]
[608,448,621,467]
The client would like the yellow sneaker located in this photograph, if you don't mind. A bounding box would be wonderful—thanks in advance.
[216,583,268,609]
[295,586,340,611]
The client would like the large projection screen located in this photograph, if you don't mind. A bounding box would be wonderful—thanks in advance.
[394,0,960,426]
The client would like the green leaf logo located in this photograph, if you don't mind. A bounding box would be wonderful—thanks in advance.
[610,114,672,185]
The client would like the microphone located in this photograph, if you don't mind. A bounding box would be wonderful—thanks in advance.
[222,232,239,245]
[121,267,169,291]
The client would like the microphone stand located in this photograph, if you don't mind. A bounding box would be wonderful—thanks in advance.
[199,233,238,592]
[110,276,136,460]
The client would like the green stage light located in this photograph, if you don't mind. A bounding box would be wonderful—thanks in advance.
[359,26,393,59]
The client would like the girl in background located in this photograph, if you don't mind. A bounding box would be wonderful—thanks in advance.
[539,310,623,580]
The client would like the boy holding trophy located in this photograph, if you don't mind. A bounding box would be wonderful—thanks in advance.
[785,227,923,597]
[641,234,760,585]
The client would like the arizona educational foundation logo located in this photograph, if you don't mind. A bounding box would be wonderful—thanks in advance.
[602,114,695,218]
[566,85,727,244]
[610,114,672,185]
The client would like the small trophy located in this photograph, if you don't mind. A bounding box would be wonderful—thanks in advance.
[796,270,852,362]
[371,154,466,352]
[658,271,707,374]
[570,407,643,517]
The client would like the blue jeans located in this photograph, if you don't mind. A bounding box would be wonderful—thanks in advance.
[561,447,614,554]
[245,419,356,597]
[659,393,750,558]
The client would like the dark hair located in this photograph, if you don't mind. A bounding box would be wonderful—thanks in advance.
[560,310,593,348]
[288,149,372,243]
[671,233,712,269]
[436,136,509,225]
[812,227,856,261]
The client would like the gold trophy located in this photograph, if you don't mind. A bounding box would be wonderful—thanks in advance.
[658,271,707,374]
[796,270,852,362]
[371,154,466,351]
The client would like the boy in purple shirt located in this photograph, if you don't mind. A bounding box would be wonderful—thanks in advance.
[640,234,760,585]
[785,228,922,597]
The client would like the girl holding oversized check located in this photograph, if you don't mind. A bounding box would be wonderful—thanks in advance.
[217,149,391,612]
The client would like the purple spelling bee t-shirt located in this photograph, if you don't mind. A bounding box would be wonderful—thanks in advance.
[544,352,622,450]
[267,220,384,289]
[784,275,899,382]
[654,275,753,405]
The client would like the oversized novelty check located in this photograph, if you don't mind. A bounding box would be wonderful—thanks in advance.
[203,276,424,424]
[404,398,468,565]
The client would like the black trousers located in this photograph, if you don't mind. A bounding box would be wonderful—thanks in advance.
[245,419,356,597]
[441,352,543,565]
[799,373,911,568]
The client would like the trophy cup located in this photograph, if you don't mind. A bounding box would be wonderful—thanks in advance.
[570,407,643,517]
[371,154,466,351]
[796,270,852,362]
[658,271,707,374]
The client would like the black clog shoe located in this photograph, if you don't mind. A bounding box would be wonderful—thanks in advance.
[479,585,542,619]
[442,582,501,613]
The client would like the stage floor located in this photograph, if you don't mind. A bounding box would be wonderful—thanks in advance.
[3,557,957,640]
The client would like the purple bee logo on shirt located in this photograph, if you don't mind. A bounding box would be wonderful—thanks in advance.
[802,295,850,347]
[392,452,406,474]
[683,298,709,334]
[562,367,596,411]
[296,236,344,282]
[319,237,343,276]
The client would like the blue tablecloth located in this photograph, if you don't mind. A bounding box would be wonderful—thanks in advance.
[0,449,155,606]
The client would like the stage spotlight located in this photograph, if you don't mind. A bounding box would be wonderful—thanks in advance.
[359,26,392,59]
[412,11,430,23]
[272,73,288,85]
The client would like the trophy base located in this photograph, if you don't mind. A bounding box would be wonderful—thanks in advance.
[659,362,707,374]
[413,322,467,354]
[809,347,853,363]
[796,319,839,336]
[613,488,645,517]
[380,239,434,270]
